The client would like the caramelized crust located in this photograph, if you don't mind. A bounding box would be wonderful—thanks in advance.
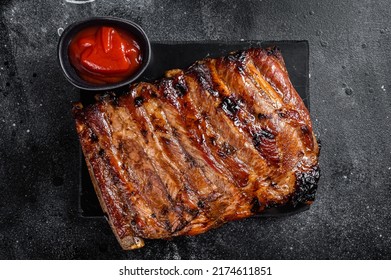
[73,47,320,249]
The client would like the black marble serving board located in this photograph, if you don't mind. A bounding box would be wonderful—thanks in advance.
[79,40,310,217]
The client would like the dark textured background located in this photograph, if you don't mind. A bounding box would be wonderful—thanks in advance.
[0,0,390,259]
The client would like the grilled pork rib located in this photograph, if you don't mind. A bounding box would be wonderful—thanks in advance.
[73,47,320,250]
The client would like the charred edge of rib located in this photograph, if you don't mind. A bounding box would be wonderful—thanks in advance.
[174,77,188,97]
[112,95,120,107]
[184,151,197,167]
[134,96,144,107]
[209,137,217,146]
[90,131,99,142]
[252,128,275,147]
[291,165,320,207]
[301,125,310,135]
[72,102,83,117]
[171,127,179,138]
[98,149,105,156]
[197,200,205,209]
[277,111,287,118]
[257,113,270,120]
[220,97,240,118]
[250,197,261,213]
[227,50,247,63]
[187,208,199,217]
[317,138,322,152]
[266,46,281,57]
[217,142,236,158]
[140,128,148,137]
[97,92,116,102]
[161,137,171,145]
[227,51,247,75]
[189,62,219,97]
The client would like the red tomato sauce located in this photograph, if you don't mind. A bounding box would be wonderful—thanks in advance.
[68,26,143,84]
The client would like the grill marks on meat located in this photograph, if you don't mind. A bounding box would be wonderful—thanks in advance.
[73,47,320,249]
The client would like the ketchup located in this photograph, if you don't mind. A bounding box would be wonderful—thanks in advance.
[68,26,142,84]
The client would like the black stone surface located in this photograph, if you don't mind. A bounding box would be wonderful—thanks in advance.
[0,0,390,260]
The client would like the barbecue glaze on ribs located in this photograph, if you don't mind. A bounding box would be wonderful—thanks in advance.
[73,47,320,250]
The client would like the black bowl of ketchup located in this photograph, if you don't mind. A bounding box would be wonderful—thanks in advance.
[58,17,151,91]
